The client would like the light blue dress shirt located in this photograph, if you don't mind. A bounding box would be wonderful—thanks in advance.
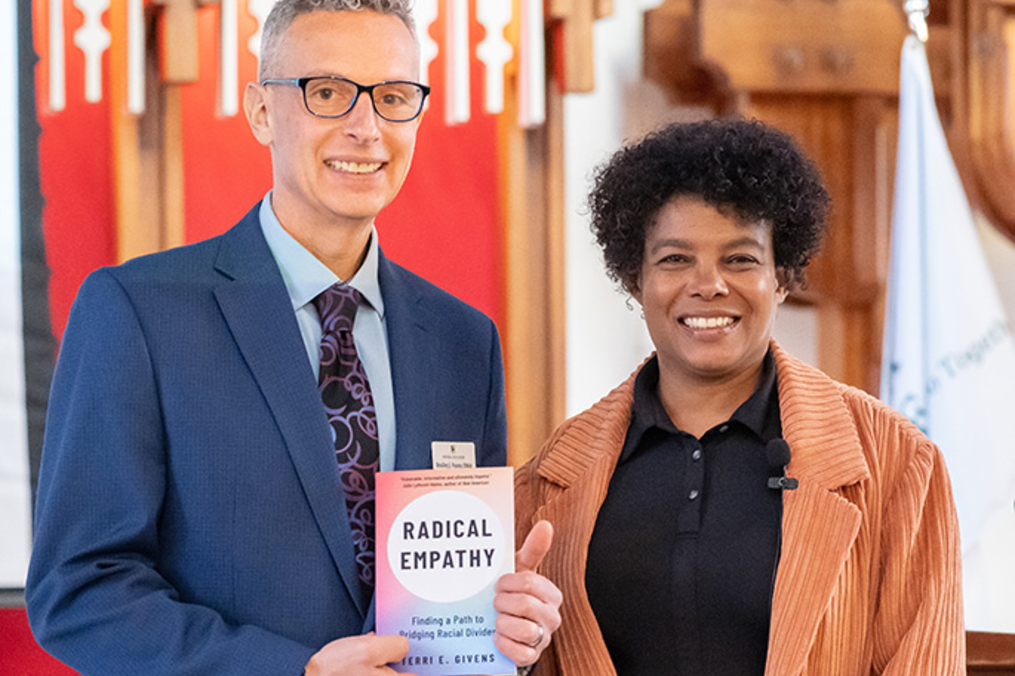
[258,194,397,471]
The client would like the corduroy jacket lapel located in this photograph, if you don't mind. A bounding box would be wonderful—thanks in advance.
[764,344,871,676]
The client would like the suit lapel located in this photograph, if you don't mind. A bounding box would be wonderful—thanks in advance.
[378,254,438,471]
[211,207,369,618]
[765,344,870,676]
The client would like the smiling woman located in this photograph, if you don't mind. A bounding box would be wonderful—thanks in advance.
[633,198,788,435]
[515,117,967,676]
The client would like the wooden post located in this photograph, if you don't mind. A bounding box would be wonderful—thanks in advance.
[110,0,154,263]
[152,0,202,83]
[114,0,202,263]
[500,4,568,464]
[547,0,605,92]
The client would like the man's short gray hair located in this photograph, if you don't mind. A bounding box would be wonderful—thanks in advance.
[258,0,417,80]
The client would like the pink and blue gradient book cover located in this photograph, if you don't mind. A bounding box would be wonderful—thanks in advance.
[376,467,515,675]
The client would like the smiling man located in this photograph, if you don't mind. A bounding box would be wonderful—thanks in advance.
[25,2,561,676]
[514,118,965,676]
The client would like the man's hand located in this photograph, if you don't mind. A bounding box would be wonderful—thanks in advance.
[304,633,420,676]
[492,520,563,667]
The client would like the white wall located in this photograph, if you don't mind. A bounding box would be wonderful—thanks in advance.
[0,2,33,588]
[564,0,670,416]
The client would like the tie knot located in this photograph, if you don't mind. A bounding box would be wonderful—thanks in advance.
[312,283,363,334]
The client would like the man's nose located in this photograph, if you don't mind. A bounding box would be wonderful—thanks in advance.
[342,93,382,142]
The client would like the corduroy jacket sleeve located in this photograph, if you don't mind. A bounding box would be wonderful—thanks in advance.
[514,423,573,676]
[860,395,966,674]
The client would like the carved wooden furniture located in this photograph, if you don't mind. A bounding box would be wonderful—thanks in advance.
[957,0,1015,242]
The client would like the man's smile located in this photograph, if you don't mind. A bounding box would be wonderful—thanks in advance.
[324,159,384,174]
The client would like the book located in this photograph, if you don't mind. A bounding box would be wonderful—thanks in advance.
[376,467,516,675]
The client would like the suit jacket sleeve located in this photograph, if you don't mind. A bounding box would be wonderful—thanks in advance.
[26,269,315,676]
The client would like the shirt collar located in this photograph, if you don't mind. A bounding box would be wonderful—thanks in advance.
[622,350,780,463]
[733,350,779,439]
[258,192,385,316]
[625,358,674,455]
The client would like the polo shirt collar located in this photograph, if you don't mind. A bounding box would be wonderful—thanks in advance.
[622,350,780,463]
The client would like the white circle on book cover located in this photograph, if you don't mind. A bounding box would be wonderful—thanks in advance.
[388,490,507,603]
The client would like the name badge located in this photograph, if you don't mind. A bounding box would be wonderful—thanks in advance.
[430,441,477,469]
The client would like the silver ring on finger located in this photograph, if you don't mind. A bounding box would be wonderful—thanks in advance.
[524,622,544,648]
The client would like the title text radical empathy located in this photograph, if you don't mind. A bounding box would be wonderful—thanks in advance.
[399,518,497,571]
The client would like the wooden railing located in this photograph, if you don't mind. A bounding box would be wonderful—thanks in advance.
[968,631,1015,675]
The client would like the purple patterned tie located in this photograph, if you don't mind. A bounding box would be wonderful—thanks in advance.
[312,283,379,592]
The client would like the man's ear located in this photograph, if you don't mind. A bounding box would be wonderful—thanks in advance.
[244,82,273,147]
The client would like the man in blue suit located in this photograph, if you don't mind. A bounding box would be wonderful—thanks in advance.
[25,2,562,675]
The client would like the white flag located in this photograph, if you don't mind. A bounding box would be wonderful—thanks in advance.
[882,35,1015,632]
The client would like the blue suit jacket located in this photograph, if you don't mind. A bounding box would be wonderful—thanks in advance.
[26,204,508,676]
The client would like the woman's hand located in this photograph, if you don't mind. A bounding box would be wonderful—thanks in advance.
[492,521,563,668]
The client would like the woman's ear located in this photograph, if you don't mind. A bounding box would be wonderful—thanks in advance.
[775,268,791,304]
[626,277,643,306]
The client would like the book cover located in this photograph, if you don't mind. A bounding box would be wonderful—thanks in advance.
[376,467,515,675]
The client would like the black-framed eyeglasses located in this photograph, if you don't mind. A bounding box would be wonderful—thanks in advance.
[260,76,430,123]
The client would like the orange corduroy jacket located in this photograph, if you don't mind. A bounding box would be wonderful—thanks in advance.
[516,342,965,676]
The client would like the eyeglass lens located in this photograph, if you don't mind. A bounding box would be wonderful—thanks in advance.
[304,77,425,121]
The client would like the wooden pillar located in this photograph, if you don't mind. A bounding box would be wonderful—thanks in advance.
[110,0,153,262]
[113,0,203,264]
[739,94,897,390]
[501,13,568,465]
[546,0,612,92]
[501,1,609,463]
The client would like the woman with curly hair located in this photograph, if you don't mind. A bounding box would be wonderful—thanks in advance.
[514,118,964,676]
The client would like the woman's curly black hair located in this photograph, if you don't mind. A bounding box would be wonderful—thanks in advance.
[588,117,830,292]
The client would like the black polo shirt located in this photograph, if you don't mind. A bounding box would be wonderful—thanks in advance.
[585,352,783,676]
